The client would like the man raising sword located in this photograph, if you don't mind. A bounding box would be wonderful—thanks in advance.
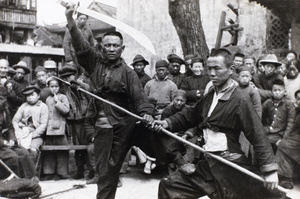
[64,3,155,199]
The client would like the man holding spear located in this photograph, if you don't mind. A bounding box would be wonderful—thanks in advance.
[64,3,155,199]
[153,48,285,199]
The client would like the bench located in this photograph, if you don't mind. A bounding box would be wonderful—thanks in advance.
[36,145,89,177]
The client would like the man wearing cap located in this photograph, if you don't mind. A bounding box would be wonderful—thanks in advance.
[0,59,9,86]
[253,54,283,102]
[167,54,186,88]
[44,60,57,78]
[0,86,37,180]
[13,85,49,161]
[34,66,51,102]
[12,60,30,92]
[131,54,151,88]
[145,60,178,113]
[152,49,283,199]
[58,65,92,180]
[65,4,154,198]
[181,57,210,105]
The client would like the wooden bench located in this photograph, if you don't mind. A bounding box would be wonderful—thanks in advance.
[41,145,88,151]
[36,145,89,177]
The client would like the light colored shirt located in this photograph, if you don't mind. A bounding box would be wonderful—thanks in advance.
[203,81,236,152]
[284,74,300,105]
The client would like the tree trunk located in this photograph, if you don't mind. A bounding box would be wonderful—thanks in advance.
[168,0,209,59]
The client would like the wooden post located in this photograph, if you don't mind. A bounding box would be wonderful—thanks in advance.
[215,11,226,49]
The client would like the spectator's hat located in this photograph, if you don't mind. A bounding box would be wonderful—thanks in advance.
[191,57,204,65]
[44,60,57,69]
[58,65,77,77]
[167,54,185,65]
[35,66,47,74]
[155,60,169,68]
[184,54,195,62]
[131,54,149,66]
[12,61,30,74]
[259,54,281,67]
[0,86,8,96]
[7,67,16,76]
[22,85,40,95]
[234,52,245,58]
[236,65,252,74]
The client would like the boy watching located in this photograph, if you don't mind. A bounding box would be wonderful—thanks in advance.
[12,85,49,161]
[262,79,295,153]
[237,65,262,118]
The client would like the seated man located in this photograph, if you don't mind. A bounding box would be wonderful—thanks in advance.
[12,85,49,162]
[144,60,178,114]
[153,49,283,199]
[276,89,300,189]
[0,86,36,180]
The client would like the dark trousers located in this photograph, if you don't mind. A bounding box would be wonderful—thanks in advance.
[0,146,36,179]
[67,120,92,170]
[158,155,285,199]
[43,135,69,176]
[94,117,137,199]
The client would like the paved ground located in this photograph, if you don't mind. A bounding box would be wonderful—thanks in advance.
[38,165,300,199]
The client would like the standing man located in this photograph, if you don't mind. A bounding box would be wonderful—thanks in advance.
[131,54,151,88]
[144,60,178,114]
[65,4,154,199]
[253,54,282,102]
[153,49,282,199]
[167,54,186,88]
[34,66,51,102]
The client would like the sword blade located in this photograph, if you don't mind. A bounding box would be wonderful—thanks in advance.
[59,1,156,55]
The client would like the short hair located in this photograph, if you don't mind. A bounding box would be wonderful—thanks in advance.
[244,56,256,63]
[209,48,232,68]
[287,59,300,71]
[172,89,187,100]
[294,89,300,98]
[272,79,285,87]
[103,31,123,41]
[234,52,245,58]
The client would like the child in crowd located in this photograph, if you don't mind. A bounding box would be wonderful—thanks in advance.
[42,77,70,180]
[237,65,262,118]
[276,89,300,189]
[236,65,262,164]
[262,79,295,153]
[160,90,198,175]
[13,85,49,162]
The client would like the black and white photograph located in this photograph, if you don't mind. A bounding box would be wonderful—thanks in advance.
[0,0,300,198]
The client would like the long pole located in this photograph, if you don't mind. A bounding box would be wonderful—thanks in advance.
[0,159,19,180]
[53,76,287,194]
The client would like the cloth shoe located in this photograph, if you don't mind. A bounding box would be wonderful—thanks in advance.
[179,163,196,175]
[86,175,99,184]
[86,170,94,180]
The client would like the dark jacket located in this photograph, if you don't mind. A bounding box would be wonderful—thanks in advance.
[180,74,210,105]
[0,109,15,149]
[165,82,277,173]
[138,73,151,88]
[253,73,283,102]
[262,97,295,138]
[34,82,51,103]
[68,24,154,125]
[168,72,185,88]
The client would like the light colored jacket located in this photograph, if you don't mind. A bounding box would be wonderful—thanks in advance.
[13,100,49,150]
[46,93,70,136]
